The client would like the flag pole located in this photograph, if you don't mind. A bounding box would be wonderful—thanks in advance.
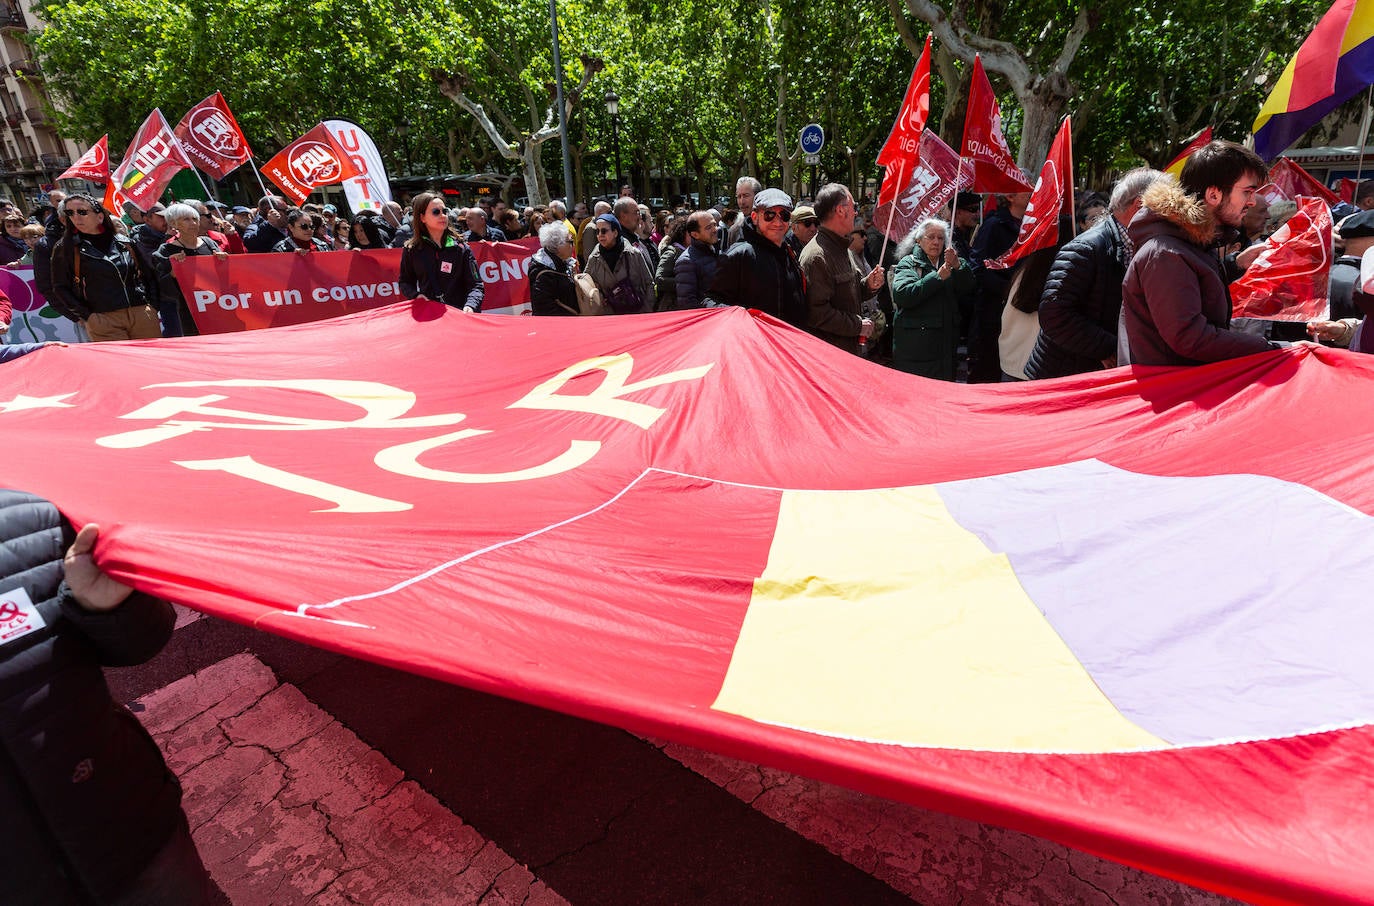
[1356,84,1373,185]
[250,159,272,199]
[877,160,906,268]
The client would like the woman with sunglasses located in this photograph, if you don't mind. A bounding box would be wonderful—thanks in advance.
[398,192,483,312]
[49,194,161,342]
[584,214,654,313]
[271,209,331,253]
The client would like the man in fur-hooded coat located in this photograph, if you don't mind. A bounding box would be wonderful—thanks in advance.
[1119,141,1278,366]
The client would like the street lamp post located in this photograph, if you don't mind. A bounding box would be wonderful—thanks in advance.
[397,118,412,176]
[603,90,622,195]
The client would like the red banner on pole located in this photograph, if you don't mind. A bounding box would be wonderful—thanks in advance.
[1267,157,1340,205]
[174,92,254,180]
[57,135,110,184]
[110,110,194,212]
[1230,195,1333,320]
[261,124,364,205]
[874,131,973,240]
[986,116,1073,270]
[174,239,540,333]
[877,34,932,170]
[960,56,1033,194]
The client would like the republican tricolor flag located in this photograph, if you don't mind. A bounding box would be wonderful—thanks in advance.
[1163,126,1212,178]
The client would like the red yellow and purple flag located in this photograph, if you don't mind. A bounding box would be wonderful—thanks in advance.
[1253,0,1374,160]
[4,304,1374,905]
[1163,126,1212,178]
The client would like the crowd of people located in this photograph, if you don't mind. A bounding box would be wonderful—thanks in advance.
[3,143,1370,370]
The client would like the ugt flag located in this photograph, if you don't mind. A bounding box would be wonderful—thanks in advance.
[1230,195,1334,320]
[110,110,194,212]
[324,119,392,213]
[873,131,972,240]
[5,303,1374,906]
[56,135,109,184]
[261,124,362,205]
[174,92,254,181]
[960,55,1033,194]
[987,116,1072,270]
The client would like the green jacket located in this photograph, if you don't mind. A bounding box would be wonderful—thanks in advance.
[889,250,975,380]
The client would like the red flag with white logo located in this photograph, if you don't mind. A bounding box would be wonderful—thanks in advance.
[874,131,974,240]
[986,116,1072,270]
[1266,157,1340,205]
[877,34,931,171]
[1231,195,1332,321]
[174,91,254,180]
[57,135,109,184]
[110,110,194,212]
[261,123,363,205]
[960,56,1033,195]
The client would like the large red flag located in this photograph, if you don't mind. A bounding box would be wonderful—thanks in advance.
[1266,156,1340,205]
[174,92,253,180]
[261,123,363,205]
[1339,176,1359,203]
[56,135,109,183]
[960,55,1033,194]
[1230,195,1333,321]
[986,116,1072,270]
[110,110,194,212]
[874,131,973,240]
[877,34,932,170]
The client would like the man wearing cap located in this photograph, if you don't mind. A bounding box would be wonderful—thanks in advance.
[706,187,806,327]
[1328,210,1374,322]
[127,203,175,335]
[229,206,252,235]
[951,192,981,260]
[800,183,885,354]
[785,204,818,256]
[320,204,339,239]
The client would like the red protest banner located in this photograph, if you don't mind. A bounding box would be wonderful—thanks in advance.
[873,131,973,240]
[111,110,194,212]
[262,124,363,205]
[174,238,540,333]
[57,135,110,184]
[174,92,254,180]
[1230,195,1333,321]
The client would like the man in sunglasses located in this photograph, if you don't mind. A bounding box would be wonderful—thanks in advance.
[705,187,806,327]
[800,183,885,355]
[242,195,291,252]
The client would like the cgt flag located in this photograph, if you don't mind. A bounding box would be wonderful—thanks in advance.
[174,92,253,181]
[57,135,110,184]
[261,124,363,205]
[960,55,1033,194]
[987,116,1072,270]
[874,131,973,240]
[110,110,194,212]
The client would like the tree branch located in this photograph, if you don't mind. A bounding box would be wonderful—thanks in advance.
[433,72,522,162]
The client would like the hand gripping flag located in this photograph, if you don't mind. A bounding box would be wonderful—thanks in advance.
[1253,0,1374,161]
[4,304,1374,905]
[986,116,1072,270]
[1267,156,1341,205]
[960,55,1033,194]
[1230,195,1334,320]
[1162,126,1212,178]
[56,135,109,184]
[110,110,194,212]
[174,92,253,181]
[261,124,363,205]
[874,131,973,240]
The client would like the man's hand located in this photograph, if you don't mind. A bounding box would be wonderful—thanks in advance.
[864,266,885,291]
[860,317,874,339]
[1236,243,1265,271]
[64,524,133,613]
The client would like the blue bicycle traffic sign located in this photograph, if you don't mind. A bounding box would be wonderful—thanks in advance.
[800,124,825,155]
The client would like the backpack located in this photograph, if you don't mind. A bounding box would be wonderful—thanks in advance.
[572,272,613,316]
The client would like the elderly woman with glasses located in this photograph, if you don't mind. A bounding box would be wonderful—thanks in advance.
[48,194,162,342]
[398,192,483,312]
[271,208,331,253]
[889,217,976,380]
[151,203,229,337]
[528,222,580,316]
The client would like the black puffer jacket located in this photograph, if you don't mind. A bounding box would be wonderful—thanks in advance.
[1025,215,1129,379]
[0,490,181,905]
[706,218,807,327]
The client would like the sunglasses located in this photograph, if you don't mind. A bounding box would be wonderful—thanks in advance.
[67,208,96,217]
[760,208,791,223]
[596,227,616,235]
[428,207,446,216]
[293,221,315,230]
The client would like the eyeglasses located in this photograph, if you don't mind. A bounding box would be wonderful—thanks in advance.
[293,221,314,231]
[760,208,791,223]
[67,208,95,217]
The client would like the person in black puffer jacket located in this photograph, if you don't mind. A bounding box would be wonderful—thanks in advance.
[705,208,806,328]
[1026,168,1167,380]
[528,222,580,316]
[0,489,210,905]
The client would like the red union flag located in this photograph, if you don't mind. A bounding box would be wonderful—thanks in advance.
[4,305,1374,905]
[877,34,932,170]
[262,123,363,205]
[874,131,973,240]
[57,135,110,183]
[1266,156,1340,205]
[961,55,1033,194]
[110,110,194,212]
[1231,195,1333,320]
[987,116,1072,270]
[174,92,253,180]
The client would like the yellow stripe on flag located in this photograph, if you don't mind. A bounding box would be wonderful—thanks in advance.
[712,486,1166,754]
